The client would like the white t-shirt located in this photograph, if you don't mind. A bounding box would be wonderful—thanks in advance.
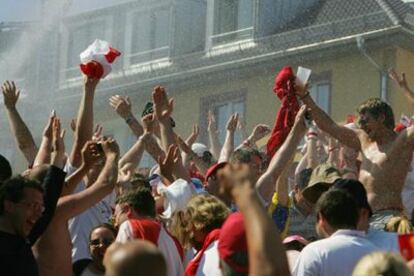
[116,219,184,276]
[293,229,378,276]
[196,240,222,276]
[65,162,116,263]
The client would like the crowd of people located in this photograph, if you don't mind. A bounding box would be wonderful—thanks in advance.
[2,64,414,276]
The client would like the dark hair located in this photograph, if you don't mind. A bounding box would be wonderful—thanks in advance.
[89,223,118,241]
[0,154,12,183]
[296,168,313,191]
[230,148,262,164]
[315,189,359,230]
[130,174,151,190]
[357,98,395,130]
[116,187,155,218]
[0,176,43,215]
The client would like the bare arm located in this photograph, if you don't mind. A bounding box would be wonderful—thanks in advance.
[389,68,414,106]
[297,83,360,150]
[207,111,221,160]
[182,124,199,168]
[61,141,102,196]
[2,81,38,165]
[218,113,239,162]
[327,137,340,167]
[236,124,271,150]
[177,136,209,175]
[33,111,56,167]
[56,138,119,221]
[69,76,99,168]
[256,106,308,203]
[152,86,175,152]
[222,164,290,276]
[109,95,144,138]
[118,135,146,174]
[306,128,319,169]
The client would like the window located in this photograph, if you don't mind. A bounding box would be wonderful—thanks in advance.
[64,21,105,79]
[127,7,170,65]
[310,81,330,114]
[200,90,246,146]
[212,0,253,45]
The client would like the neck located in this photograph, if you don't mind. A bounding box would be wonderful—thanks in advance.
[0,216,17,235]
[373,128,395,144]
[89,261,105,274]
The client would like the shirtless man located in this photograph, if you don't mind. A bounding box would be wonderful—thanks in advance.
[296,83,414,229]
[32,138,119,276]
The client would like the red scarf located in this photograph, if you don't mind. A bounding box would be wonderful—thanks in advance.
[185,229,221,276]
[267,66,300,158]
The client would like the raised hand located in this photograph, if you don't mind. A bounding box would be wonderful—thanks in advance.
[109,95,132,119]
[208,110,219,134]
[43,110,57,139]
[185,124,199,146]
[92,124,103,141]
[226,113,239,132]
[176,135,193,155]
[250,124,271,142]
[2,80,20,110]
[141,114,156,134]
[81,141,104,168]
[100,137,120,160]
[158,144,179,183]
[152,86,173,122]
[389,68,409,90]
[50,116,66,168]
[217,163,255,200]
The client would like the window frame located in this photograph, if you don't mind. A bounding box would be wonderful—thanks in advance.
[124,3,172,68]
[309,71,332,115]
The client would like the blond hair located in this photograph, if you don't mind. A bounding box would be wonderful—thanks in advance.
[385,216,412,234]
[352,252,411,276]
[168,194,230,249]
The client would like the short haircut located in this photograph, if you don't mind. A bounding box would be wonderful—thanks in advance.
[315,189,359,230]
[0,154,12,183]
[296,168,313,191]
[116,187,156,218]
[0,176,43,215]
[89,223,118,241]
[130,174,151,190]
[357,98,395,130]
[230,148,262,164]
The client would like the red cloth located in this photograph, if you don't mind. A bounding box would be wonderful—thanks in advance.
[267,66,300,158]
[394,123,407,133]
[218,212,248,273]
[185,229,221,276]
[80,61,104,79]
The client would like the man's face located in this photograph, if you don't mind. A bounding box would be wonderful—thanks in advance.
[89,227,115,267]
[113,203,129,229]
[358,112,382,139]
[7,188,44,237]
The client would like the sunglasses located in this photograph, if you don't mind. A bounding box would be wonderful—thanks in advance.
[89,238,114,247]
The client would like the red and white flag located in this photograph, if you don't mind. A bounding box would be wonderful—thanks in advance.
[80,39,121,79]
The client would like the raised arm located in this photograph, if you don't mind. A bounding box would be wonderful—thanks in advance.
[61,141,102,196]
[28,117,67,245]
[33,111,56,167]
[389,68,414,106]
[56,138,119,221]
[306,127,319,169]
[118,134,146,174]
[152,86,175,152]
[176,135,209,175]
[218,113,239,162]
[109,95,144,138]
[181,124,200,168]
[69,76,99,168]
[296,83,360,150]
[236,124,271,150]
[256,106,308,203]
[1,81,38,165]
[207,111,221,160]
[221,164,290,276]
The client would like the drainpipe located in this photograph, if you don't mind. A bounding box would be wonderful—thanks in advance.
[356,36,388,102]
